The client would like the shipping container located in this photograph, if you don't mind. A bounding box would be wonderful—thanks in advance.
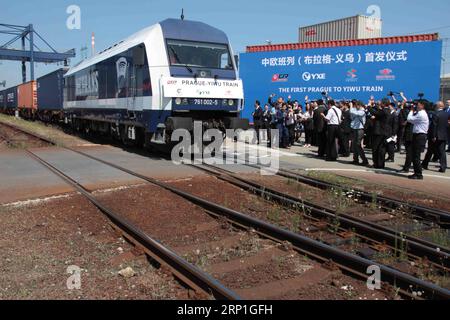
[4,86,18,109]
[37,68,68,110]
[299,15,382,43]
[247,33,439,53]
[17,80,37,110]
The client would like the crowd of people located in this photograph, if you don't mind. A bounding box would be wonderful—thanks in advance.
[252,92,450,180]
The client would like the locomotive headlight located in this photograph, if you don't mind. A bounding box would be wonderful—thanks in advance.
[175,98,182,105]
[228,99,235,106]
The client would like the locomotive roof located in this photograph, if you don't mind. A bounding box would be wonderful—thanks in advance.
[66,19,229,77]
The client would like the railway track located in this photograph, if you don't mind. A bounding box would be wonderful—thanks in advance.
[191,163,450,267]
[1,121,449,299]
[0,122,52,149]
[250,164,450,228]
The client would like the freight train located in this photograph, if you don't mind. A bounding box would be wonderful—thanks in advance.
[0,18,249,148]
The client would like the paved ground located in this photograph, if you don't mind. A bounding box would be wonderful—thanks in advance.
[0,145,202,205]
[1,127,449,204]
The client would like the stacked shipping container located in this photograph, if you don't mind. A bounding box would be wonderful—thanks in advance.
[299,15,382,43]
[0,68,68,118]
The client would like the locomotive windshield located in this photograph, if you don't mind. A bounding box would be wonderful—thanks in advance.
[167,39,234,70]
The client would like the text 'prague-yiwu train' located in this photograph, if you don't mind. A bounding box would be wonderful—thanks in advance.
[0,18,249,148]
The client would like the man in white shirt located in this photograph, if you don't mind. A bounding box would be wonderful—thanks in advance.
[322,100,342,161]
[407,101,430,180]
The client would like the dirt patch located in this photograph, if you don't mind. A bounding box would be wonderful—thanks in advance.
[233,173,449,251]
[92,183,392,299]
[0,122,52,149]
[0,114,89,147]
[167,175,448,289]
[0,194,185,300]
[94,184,233,249]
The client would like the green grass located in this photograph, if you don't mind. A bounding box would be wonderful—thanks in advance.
[410,229,450,249]
[306,171,358,187]
[267,207,281,223]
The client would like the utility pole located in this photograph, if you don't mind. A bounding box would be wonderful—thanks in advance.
[91,32,95,56]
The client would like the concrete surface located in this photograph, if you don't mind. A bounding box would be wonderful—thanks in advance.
[1,134,449,205]
[0,145,203,205]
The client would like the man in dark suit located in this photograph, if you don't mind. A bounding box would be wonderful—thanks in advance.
[397,104,409,153]
[252,100,264,145]
[423,101,449,173]
[339,102,352,157]
[313,99,327,158]
[386,103,399,162]
[370,99,390,169]
[447,101,450,152]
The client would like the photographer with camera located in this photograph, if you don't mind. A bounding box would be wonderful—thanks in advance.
[407,100,430,180]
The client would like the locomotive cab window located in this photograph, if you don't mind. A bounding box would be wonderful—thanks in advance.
[167,39,234,70]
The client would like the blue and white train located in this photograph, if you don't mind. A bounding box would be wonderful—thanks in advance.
[64,18,249,147]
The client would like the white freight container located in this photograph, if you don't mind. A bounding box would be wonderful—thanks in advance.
[299,15,382,43]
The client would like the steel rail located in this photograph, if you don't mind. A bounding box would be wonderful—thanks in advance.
[26,149,241,300]
[241,161,450,227]
[191,163,450,267]
[281,168,450,226]
[2,121,450,299]
[65,148,450,300]
[0,124,240,300]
